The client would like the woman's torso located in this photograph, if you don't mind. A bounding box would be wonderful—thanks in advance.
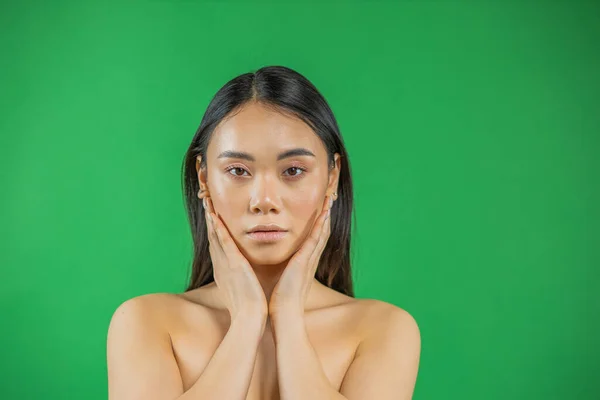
[152,282,379,400]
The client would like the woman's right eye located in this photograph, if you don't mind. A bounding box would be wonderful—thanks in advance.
[227,167,249,177]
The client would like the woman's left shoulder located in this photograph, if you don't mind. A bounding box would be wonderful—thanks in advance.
[352,298,420,335]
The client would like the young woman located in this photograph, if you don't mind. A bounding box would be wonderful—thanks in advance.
[107,65,421,400]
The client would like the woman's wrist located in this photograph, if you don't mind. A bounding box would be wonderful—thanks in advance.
[270,306,305,328]
[231,307,268,331]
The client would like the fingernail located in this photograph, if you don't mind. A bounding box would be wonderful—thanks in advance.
[326,209,330,219]
[329,196,333,208]
[203,198,206,208]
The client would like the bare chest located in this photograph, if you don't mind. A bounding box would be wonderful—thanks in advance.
[170,312,360,400]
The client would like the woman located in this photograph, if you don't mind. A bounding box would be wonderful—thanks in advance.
[107,65,421,400]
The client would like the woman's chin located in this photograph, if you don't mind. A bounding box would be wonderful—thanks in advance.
[232,232,304,266]
[242,249,290,266]
[238,242,294,266]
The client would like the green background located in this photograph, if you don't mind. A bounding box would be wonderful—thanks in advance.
[1,1,598,399]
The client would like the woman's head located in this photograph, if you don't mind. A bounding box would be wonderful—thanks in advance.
[182,66,355,296]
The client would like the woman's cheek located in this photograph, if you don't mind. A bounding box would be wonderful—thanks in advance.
[207,175,233,215]
[215,193,241,229]
[290,190,324,224]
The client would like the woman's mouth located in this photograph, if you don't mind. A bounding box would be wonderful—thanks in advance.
[246,230,288,242]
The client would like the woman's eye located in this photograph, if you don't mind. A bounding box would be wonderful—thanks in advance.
[284,167,305,177]
[227,166,305,179]
[228,167,248,177]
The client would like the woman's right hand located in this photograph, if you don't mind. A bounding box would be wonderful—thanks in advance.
[200,193,268,321]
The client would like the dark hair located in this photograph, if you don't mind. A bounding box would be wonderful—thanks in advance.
[181,65,355,297]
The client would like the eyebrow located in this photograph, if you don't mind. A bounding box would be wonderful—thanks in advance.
[217,148,316,162]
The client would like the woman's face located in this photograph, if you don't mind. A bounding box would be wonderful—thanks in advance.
[197,101,340,266]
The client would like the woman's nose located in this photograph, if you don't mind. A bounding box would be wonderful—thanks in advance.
[249,174,281,215]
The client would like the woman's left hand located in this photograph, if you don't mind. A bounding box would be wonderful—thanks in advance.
[269,194,334,318]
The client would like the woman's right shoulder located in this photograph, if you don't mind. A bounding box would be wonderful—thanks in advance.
[108,288,221,335]
[108,293,178,336]
[110,291,206,321]
[106,292,204,399]
[111,292,176,313]
[106,289,227,398]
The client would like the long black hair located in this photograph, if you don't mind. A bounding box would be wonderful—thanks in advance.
[181,65,355,296]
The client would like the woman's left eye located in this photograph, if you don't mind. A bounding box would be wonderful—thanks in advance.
[284,167,305,177]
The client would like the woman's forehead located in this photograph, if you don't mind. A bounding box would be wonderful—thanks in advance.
[209,103,327,160]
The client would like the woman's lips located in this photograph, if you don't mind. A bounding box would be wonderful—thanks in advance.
[246,230,287,242]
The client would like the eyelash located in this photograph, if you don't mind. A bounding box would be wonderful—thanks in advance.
[224,164,307,180]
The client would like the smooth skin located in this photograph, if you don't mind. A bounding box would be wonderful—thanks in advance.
[106,101,421,400]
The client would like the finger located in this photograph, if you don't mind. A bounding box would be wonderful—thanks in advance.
[199,191,211,221]
[310,195,332,242]
[308,203,332,274]
[205,196,234,254]
[310,195,331,240]
[206,197,228,252]
[211,211,233,250]
[309,194,333,256]
[203,196,228,260]
[207,196,216,215]
[207,198,248,267]
[198,190,209,200]
[204,201,225,255]
[292,195,331,264]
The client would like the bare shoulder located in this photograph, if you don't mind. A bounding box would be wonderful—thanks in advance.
[313,285,419,344]
[321,291,420,338]
[108,290,218,334]
[106,292,189,362]
[110,292,179,312]
[106,293,188,399]
[337,298,421,399]
[356,298,420,336]
[108,292,186,328]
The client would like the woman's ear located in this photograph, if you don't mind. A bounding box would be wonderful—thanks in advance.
[327,153,341,200]
[196,155,209,193]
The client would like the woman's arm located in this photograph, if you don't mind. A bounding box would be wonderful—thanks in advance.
[338,304,421,399]
[272,302,421,400]
[272,310,347,400]
[107,295,266,400]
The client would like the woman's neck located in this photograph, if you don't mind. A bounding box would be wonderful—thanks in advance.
[250,261,287,304]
